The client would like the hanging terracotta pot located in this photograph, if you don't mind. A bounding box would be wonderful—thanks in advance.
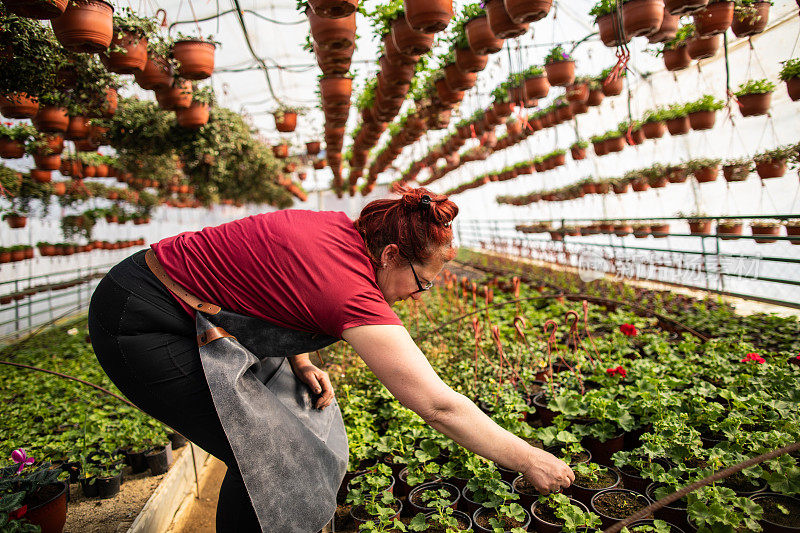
[586,88,604,106]
[320,76,352,107]
[688,109,715,129]
[52,181,67,195]
[155,80,193,110]
[665,0,707,15]
[642,120,666,138]
[30,168,53,183]
[34,153,61,171]
[731,2,769,37]
[571,145,587,160]
[544,60,575,87]
[435,78,464,106]
[786,78,800,101]
[648,8,679,42]
[308,9,357,51]
[602,75,624,96]
[44,134,64,154]
[404,0,453,33]
[755,158,786,179]
[738,92,772,116]
[2,0,68,19]
[693,1,734,36]
[686,33,720,59]
[33,106,69,133]
[0,93,39,119]
[50,0,114,53]
[666,115,690,135]
[485,0,529,39]
[503,0,551,24]
[74,137,99,151]
[65,115,90,140]
[0,137,25,158]
[693,164,718,182]
[307,0,357,19]
[89,124,108,144]
[5,215,27,229]
[382,34,418,66]
[134,56,173,90]
[597,12,631,47]
[176,101,210,129]
[465,15,504,55]
[606,135,625,152]
[102,31,147,74]
[454,46,488,75]
[391,16,434,55]
[444,63,478,91]
[523,75,550,99]
[102,87,117,117]
[751,224,782,243]
[663,46,691,70]
[566,82,589,102]
[622,0,665,37]
[173,39,216,80]
[379,55,415,84]
[274,112,298,133]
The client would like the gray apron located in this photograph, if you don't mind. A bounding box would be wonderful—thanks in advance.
[194,308,349,532]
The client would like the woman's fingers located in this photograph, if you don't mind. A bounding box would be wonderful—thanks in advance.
[524,447,575,494]
[312,369,335,410]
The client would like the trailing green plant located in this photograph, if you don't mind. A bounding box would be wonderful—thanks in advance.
[734,78,776,96]
[368,0,405,36]
[779,58,800,81]
[685,94,724,113]
[589,0,615,18]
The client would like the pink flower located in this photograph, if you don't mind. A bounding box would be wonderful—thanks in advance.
[740,352,766,364]
[10,448,34,474]
[619,323,637,337]
[606,365,627,378]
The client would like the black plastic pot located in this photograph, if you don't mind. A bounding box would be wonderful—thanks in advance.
[460,480,512,517]
[424,509,473,531]
[96,472,122,499]
[751,492,800,533]
[590,488,652,529]
[532,391,556,426]
[646,483,690,529]
[472,505,531,533]
[80,476,99,497]
[61,461,82,483]
[530,497,589,533]
[145,444,172,475]
[407,481,460,515]
[125,448,149,474]
[350,497,402,525]
[628,519,687,532]
[582,433,625,466]
[566,467,620,507]
[168,432,188,449]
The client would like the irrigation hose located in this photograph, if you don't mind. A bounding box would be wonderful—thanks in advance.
[603,440,800,533]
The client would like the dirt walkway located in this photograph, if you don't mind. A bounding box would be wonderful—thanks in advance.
[165,456,227,533]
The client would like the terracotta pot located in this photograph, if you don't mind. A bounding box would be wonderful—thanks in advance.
[686,33,720,59]
[134,55,173,90]
[642,120,666,138]
[738,92,772,116]
[155,80,193,110]
[756,159,786,179]
[306,141,321,155]
[570,146,587,160]
[688,109,715,130]
[379,55,415,85]
[2,0,68,18]
[5,215,27,229]
[0,93,39,119]
[522,75,549,100]
[307,0,357,18]
[587,88,604,106]
[622,0,665,37]
[486,0,529,39]
[465,15,504,55]
[751,224,781,243]
[787,77,800,101]
[65,115,90,140]
[566,82,589,102]
[606,135,625,152]
[694,165,718,182]
[176,102,210,129]
[665,0,708,15]
[602,75,624,96]
[50,0,114,53]
[74,137,99,151]
[43,134,64,154]
[597,12,631,47]
[33,106,69,133]
[731,2,770,37]
[664,46,691,70]
[173,40,216,80]
[435,78,464,106]
[274,111,298,133]
[631,178,650,191]
[594,140,609,156]
[455,46,489,73]
[102,31,147,74]
[545,60,575,87]
[786,225,800,245]
[667,167,688,182]
[34,153,61,171]
[0,137,24,159]
[320,76,352,106]
[651,223,670,237]
[666,115,690,135]
[102,87,117,117]
[689,220,713,235]
[503,0,551,23]
[693,1,733,35]
[382,33,419,66]
[648,8,679,42]
[717,222,743,239]
[555,105,573,122]
[23,482,68,533]
[444,63,477,91]
[404,0,453,33]
[308,7,356,51]
[723,163,749,181]
[31,168,52,183]
[391,16,434,55]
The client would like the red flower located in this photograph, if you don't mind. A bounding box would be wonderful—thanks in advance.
[606,365,627,378]
[619,323,637,337]
[740,352,766,364]
[9,505,27,519]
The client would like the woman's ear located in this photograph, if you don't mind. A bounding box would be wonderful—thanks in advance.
[379,244,400,267]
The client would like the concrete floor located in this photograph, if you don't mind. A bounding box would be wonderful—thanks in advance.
[165,456,227,533]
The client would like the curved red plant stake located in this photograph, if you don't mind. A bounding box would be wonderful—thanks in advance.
[565,311,586,395]
[582,300,602,363]
[543,319,558,396]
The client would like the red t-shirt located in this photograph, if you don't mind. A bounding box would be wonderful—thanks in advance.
[150,210,402,338]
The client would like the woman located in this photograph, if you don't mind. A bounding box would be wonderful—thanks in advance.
[88,186,573,532]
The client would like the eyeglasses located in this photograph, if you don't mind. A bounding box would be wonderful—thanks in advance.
[408,260,433,294]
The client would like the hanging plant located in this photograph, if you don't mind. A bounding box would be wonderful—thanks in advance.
[750,219,782,243]
[660,24,692,70]
[598,66,625,96]
[50,0,114,53]
[692,0,734,36]
[309,3,357,52]
[591,0,629,47]
[297,0,357,20]
[485,0,528,39]
[2,0,69,19]
[101,7,157,74]
[0,122,35,158]
[504,0,551,24]
[663,102,690,135]
[175,83,214,129]
[404,0,452,33]
[731,0,771,37]
[134,35,176,90]
[621,0,666,38]
[779,58,800,101]
[463,3,503,55]
[544,45,575,87]
[684,94,723,129]
[172,32,220,80]
[733,78,775,116]
[686,157,721,182]
[722,157,751,181]
[753,144,798,180]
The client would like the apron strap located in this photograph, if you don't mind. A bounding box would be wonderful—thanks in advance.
[198,326,236,347]
[145,249,222,315]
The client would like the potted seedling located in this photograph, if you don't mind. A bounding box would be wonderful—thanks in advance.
[779,58,800,101]
[734,78,775,116]
[347,464,403,526]
[531,493,601,533]
[591,488,652,529]
[567,462,620,507]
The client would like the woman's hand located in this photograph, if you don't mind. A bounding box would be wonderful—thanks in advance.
[288,354,335,410]
[522,447,575,494]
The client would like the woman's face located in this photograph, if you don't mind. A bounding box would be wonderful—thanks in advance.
[375,244,449,305]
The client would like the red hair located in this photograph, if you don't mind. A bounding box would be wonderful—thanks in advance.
[354,184,459,265]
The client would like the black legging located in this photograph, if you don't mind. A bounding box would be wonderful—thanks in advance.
[87,249,261,532]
